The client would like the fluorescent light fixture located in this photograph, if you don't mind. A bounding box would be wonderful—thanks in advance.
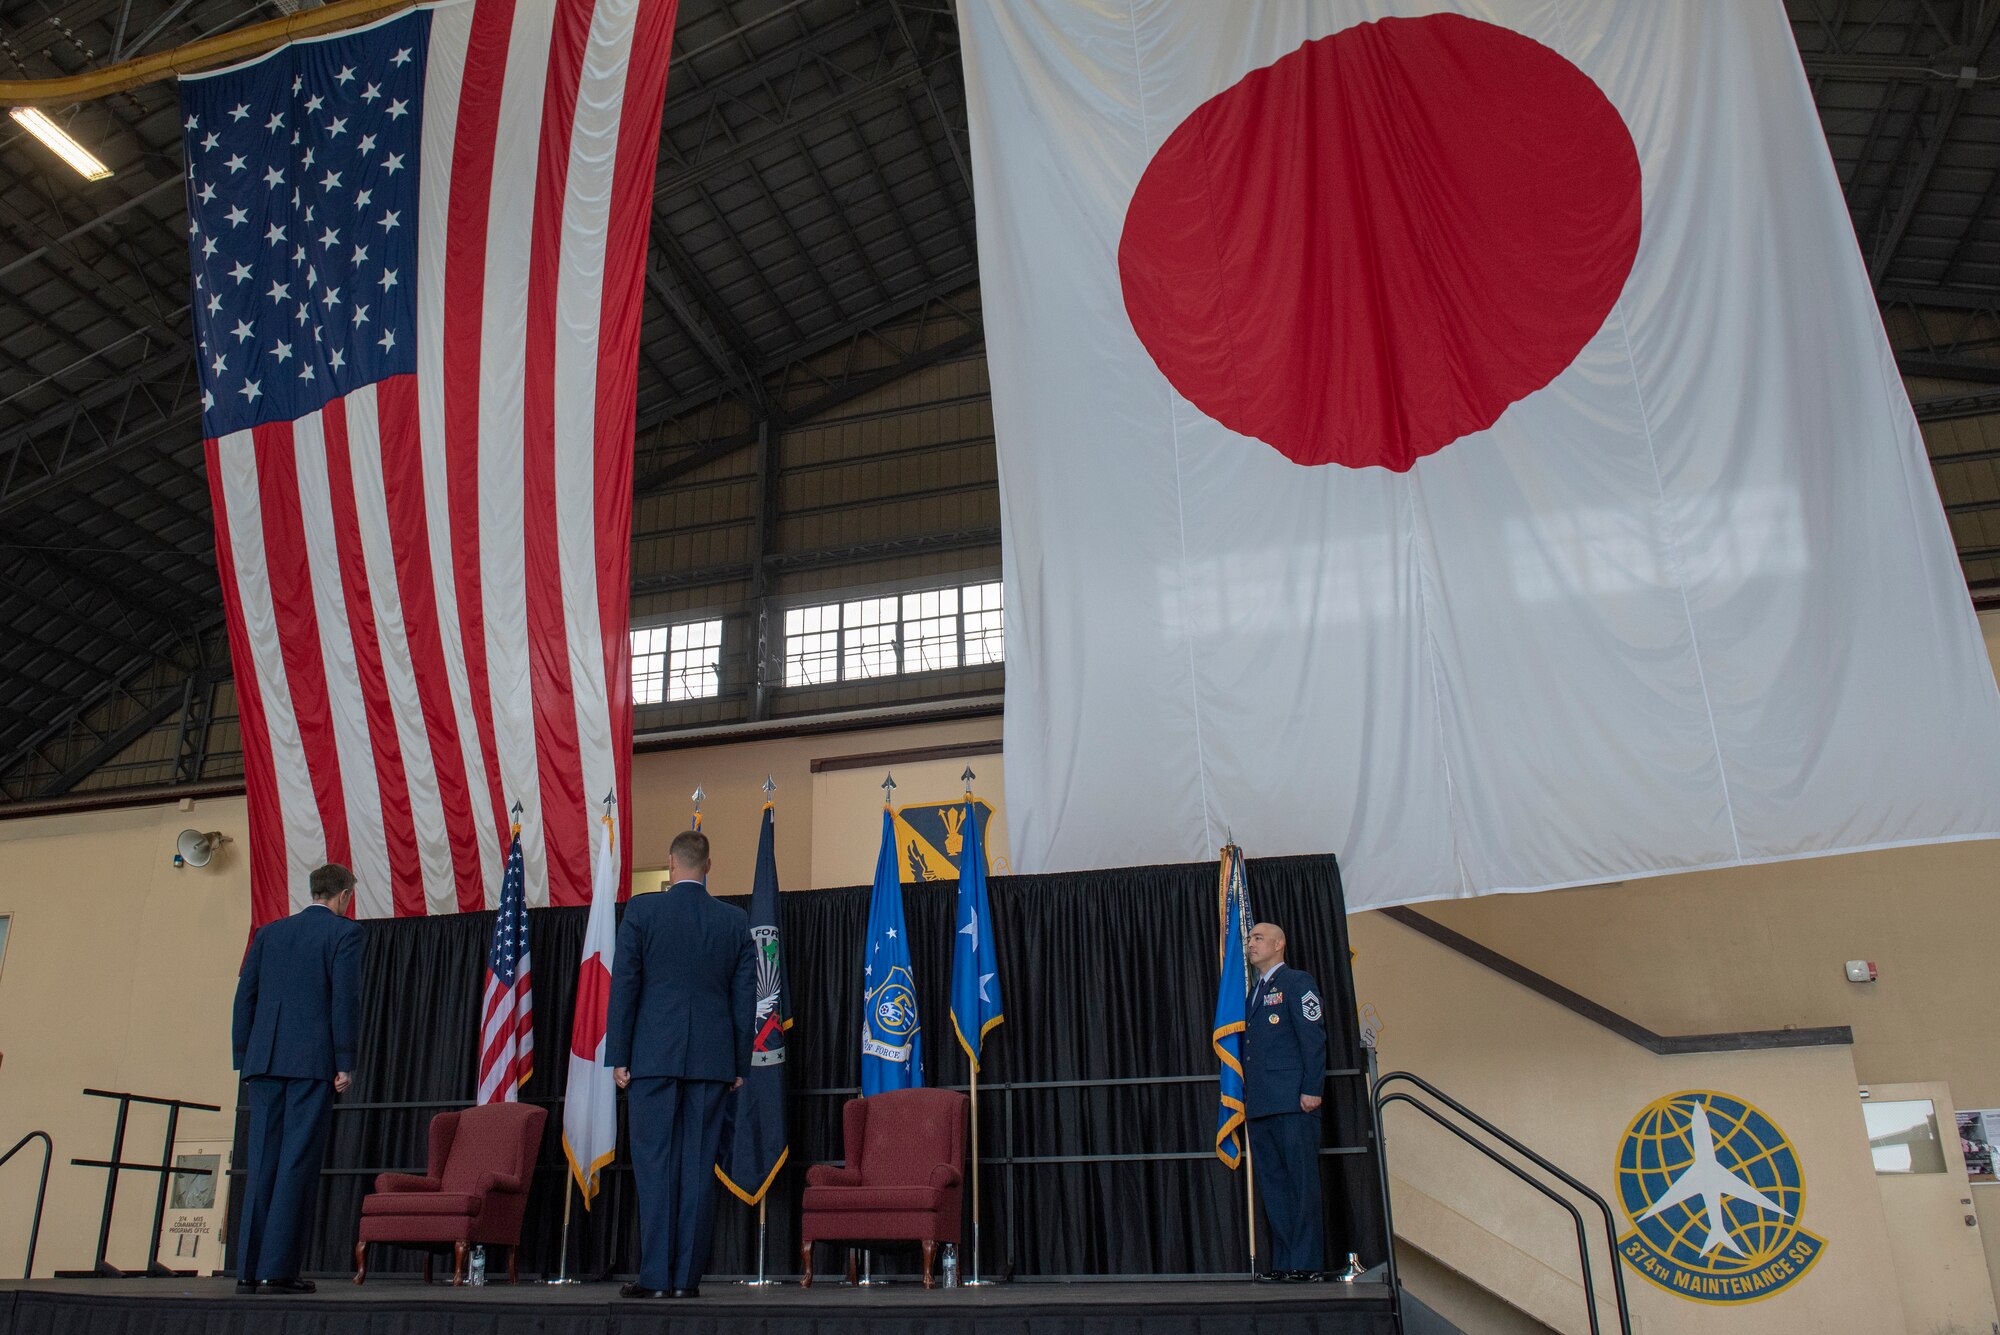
[8,107,112,181]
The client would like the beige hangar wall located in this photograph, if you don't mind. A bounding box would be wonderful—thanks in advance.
[0,615,1993,1327]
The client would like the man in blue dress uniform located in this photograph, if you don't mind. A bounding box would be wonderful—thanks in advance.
[606,829,756,1299]
[1242,921,1328,1281]
[231,863,364,1295]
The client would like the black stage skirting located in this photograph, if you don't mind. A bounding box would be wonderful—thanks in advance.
[228,853,1384,1280]
[0,1278,1398,1335]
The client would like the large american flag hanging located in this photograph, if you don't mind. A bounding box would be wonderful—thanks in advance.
[480,822,533,1102]
[179,0,676,927]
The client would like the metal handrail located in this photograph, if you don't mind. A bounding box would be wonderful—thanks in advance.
[1373,1071,1632,1335]
[0,1131,52,1279]
[1379,1095,1603,1335]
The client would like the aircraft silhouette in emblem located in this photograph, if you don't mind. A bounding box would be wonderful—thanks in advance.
[1637,1101,1790,1256]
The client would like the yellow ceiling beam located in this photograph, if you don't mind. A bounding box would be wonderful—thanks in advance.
[0,0,416,108]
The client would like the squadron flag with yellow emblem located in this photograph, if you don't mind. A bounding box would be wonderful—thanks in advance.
[861,779,923,1094]
[896,797,996,881]
[1212,843,1253,1168]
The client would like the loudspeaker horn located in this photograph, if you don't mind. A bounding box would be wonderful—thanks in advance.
[175,828,228,868]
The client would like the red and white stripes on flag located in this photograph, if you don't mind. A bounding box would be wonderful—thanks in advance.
[196,0,675,927]
[480,823,534,1102]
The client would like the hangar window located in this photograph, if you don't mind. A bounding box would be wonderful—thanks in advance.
[783,581,1004,686]
[631,619,724,704]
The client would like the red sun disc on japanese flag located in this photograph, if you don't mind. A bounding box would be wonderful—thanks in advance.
[570,953,610,1059]
[1117,14,1642,472]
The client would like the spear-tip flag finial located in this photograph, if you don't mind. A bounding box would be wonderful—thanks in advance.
[961,765,976,794]
[881,771,897,805]
[763,774,777,801]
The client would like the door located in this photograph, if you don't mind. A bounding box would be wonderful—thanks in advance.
[1866,1081,2000,1335]
[155,1138,231,1276]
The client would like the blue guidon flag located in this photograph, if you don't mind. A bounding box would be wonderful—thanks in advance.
[861,803,923,1094]
[1211,843,1252,1168]
[948,797,1004,1070]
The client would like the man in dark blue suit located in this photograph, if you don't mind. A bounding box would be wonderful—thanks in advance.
[231,863,364,1295]
[606,829,755,1299]
[1242,921,1328,1282]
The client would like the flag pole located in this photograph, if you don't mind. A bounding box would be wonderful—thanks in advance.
[549,1176,578,1285]
[1245,1132,1258,1279]
[1229,840,1257,1280]
[962,767,992,1286]
[738,776,783,1288]
[552,789,613,1287]
[969,1057,984,1285]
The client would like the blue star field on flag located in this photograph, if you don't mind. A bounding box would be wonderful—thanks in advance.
[489,831,529,987]
[179,11,430,438]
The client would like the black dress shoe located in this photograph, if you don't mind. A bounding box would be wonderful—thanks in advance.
[1255,1270,1288,1283]
[670,1286,701,1298]
[620,1282,670,1299]
[262,1278,316,1294]
[1285,1270,1324,1283]
[234,1281,259,1295]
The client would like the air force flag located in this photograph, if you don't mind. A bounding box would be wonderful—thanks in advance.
[861,804,923,1094]
[949,797,1004,1070]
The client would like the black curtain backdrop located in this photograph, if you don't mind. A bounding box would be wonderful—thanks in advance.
[231,853,1383,1279]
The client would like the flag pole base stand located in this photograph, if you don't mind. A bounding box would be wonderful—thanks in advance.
[738,1279,783,1287]
[544,1278,581,1286]
[962,1279,997,1286]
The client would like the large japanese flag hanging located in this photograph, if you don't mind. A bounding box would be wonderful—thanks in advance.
[182,0,675,925]
[960,1,2000,908]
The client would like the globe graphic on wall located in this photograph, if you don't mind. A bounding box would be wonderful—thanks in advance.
[1617,1091,1806,1273]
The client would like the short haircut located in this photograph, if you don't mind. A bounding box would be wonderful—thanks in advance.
[310,863,356,901]
[668,829,710,868]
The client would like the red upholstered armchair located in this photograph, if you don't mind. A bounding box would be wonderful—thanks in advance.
[352,1102,546,1285]
[800,1088,967,1288]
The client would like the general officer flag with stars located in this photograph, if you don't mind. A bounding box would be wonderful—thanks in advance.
[861,801,922,1094]
[949,796,1004,1070]
[1212,843,1252,1168]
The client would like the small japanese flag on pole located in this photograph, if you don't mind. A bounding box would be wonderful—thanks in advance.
[562,797,619,1203]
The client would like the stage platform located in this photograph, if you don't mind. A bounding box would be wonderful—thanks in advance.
[0,1276,1397,1335]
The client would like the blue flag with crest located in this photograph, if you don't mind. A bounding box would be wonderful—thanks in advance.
[949,798,1005,1069]
[861,805,923,1093]
[718,802,790,1204]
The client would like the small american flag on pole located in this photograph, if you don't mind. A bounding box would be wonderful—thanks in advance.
[179,0,676,929]
[479,820,533,1103]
